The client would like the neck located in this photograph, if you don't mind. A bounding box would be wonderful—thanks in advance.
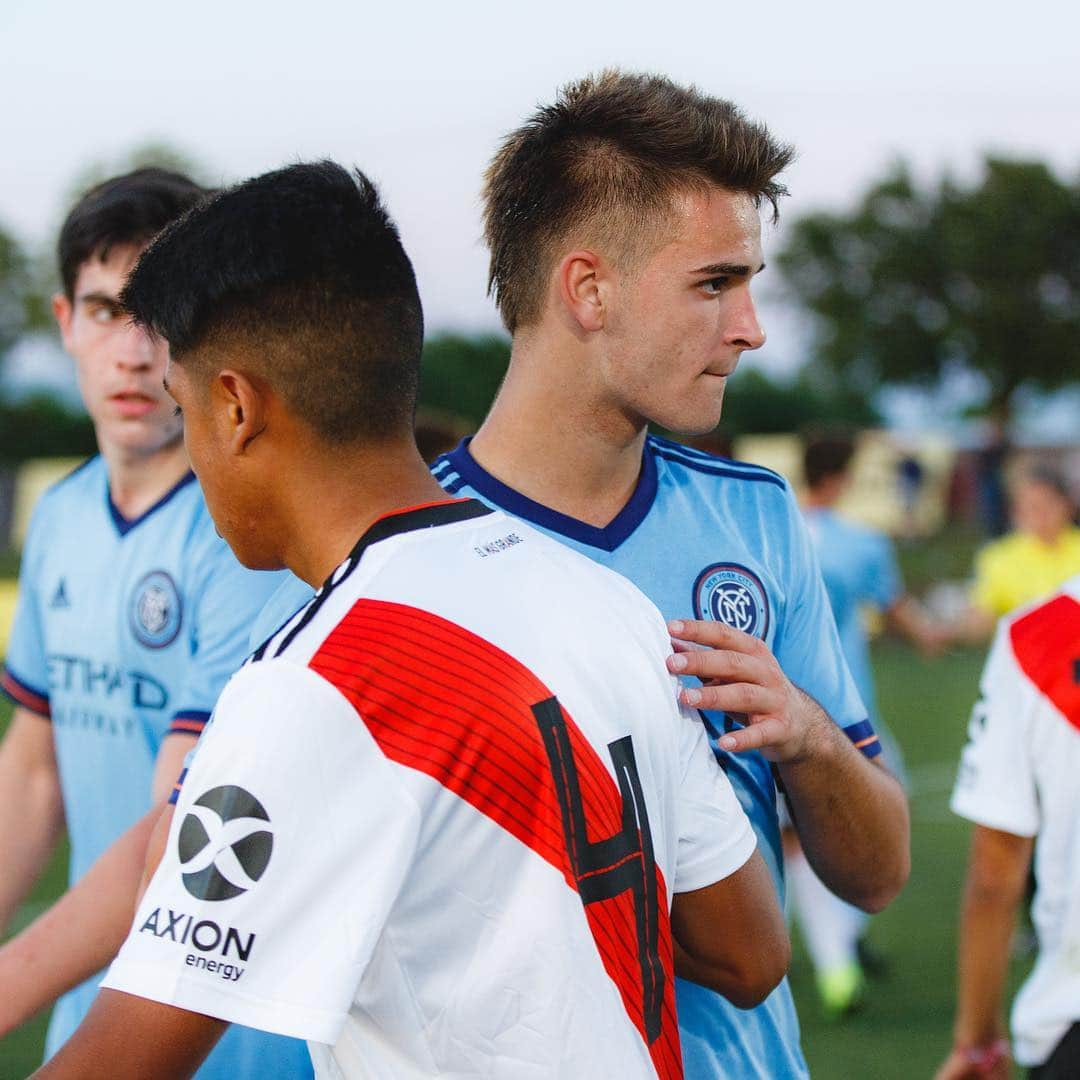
[470,328,646,527]
[272,439,449,587]
[100,436,191,521]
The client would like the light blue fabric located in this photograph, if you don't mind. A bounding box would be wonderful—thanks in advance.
[802,507,902,724]
[3,456,312,1078]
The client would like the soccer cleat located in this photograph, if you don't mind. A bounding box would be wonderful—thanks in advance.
[816,962,865,1020]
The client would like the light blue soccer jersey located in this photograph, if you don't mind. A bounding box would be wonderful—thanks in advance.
[1,456,313,1078]
[802,507,902,725]
[249,436,880,1079]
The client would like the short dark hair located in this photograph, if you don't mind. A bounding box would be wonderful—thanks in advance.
[122,161,424,444]
[483,70,794,332]
[58,168,207,298]
[803,434,855,489]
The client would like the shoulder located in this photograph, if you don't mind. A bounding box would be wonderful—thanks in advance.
[976,532,1027,568]
[1005,587,1080,686]
[647,436,788,493]
[31,455,102,517]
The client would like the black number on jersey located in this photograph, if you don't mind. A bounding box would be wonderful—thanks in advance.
[532,696,664,1043]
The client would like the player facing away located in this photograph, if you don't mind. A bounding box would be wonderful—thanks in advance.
[0,170,311,1077]
[785,434,945,1016]
[427,72,910,1078]
[936,576,1080,1080]
[35,161,789,1079]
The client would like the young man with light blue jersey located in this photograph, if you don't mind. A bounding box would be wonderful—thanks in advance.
[256,72,910,1078]
[0,169,312,1077]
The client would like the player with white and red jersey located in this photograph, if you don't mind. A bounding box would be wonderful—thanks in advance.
[37,161,788,1079]
[104,498,759,1078]
[939,575,1080,1079]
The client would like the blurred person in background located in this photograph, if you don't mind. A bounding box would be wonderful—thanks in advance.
[948,465,1080,643]
[937,574,1080,1080]
[786,434,945,1017]
[0,169,311,1077]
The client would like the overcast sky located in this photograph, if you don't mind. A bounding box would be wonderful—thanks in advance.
[3,0,1078,385]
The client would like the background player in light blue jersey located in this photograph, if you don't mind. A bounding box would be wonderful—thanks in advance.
[787,434,944,1016]
[254,70,911,1080]
[0,170,311,1077]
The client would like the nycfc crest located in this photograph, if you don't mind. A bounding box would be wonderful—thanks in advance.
[130,570,182,649]
[692,563,770,640]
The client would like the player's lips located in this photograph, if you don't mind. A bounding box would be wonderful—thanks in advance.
[109,391,160,418]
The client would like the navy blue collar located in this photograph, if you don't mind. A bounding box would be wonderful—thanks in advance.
[442,437,657,552]
[107,470,197,537]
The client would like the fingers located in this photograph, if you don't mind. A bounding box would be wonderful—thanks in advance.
[667,642,771,687]
[679,681,779,715]
[669,619,765,655]
[714,717,789,754]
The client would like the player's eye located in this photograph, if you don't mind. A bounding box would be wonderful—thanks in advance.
[172,405,182,418]
[700,277,730,295]
[87,301,125,325]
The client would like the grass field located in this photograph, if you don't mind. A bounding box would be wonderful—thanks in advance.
[0,550,1032,1077]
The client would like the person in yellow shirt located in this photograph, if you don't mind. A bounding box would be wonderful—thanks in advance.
[954,465,1080,642]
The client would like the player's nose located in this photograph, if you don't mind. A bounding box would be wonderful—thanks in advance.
[727,292,766,352]
[116,323,160,370]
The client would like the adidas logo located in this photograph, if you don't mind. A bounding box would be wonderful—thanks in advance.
[49,579,71,609]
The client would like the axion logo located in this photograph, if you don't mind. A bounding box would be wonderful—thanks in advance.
[178,785,273,901]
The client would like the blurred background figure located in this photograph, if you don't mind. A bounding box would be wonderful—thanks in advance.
[896,449,926,540]
[947,465,1080,643]
[784,433,944,1018]
[973,411,1011,540]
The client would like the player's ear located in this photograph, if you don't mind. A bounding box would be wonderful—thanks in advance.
[52,293,74,347]
[215,370,268,456]
[557,249,607,333]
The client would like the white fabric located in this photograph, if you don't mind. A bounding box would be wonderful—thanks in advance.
[951,576,1080,1067]
[105,507,756,1079]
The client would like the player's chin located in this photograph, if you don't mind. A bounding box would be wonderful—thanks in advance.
[654,391,726,437]
[104,415,184,454]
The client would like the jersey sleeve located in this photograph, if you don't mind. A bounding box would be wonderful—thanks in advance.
[102,659,421,1044]
[950,620,1040,836]
[168,536,288,739]
[673,706,757,893]
[1,502,51,717]
[773,486,879,758]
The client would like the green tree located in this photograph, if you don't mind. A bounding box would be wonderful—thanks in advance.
[719,366,880,436]
[775,158,1080,419]
[0,223,40,361]
[418,332,510,428]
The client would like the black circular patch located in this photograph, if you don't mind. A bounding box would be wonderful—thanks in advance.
[178,785,273,901]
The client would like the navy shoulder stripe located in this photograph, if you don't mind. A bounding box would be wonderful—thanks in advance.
[652,447,787,490]
[649,436,786,484]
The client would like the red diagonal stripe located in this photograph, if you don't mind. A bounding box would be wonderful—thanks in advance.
[1010,594,1080,731]
[309,597,681,1079]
